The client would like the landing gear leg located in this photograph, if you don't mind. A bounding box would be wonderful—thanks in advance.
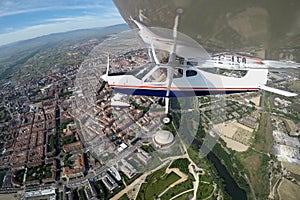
[161,97,172,125]
[158,98,165,106]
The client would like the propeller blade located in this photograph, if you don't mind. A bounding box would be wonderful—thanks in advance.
[168,14,179,64]
[151,43,160,64]
[165,67,175,114]
[166,68,174,97]
[173,15,179,39]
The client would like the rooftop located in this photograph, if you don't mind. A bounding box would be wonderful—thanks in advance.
[154,130,174,147]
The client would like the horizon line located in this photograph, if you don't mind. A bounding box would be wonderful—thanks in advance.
[0,23,128,48]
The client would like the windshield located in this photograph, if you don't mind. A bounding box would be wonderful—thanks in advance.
[127,62,157,79]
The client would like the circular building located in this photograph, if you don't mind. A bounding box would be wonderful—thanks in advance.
[153,130,175,148]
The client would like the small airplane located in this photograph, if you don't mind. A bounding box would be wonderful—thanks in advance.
[101,13,299,124]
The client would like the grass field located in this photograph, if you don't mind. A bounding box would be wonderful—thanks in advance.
[237,112,272,199]
[187,146,201,165]
[137,167,181,200]
[254,113,273,153]
[173,191,194,200]
[161,182,193,200]
[169,158,190,174]
[282,162,300,175]
[160,172,194,200]
[290,80,300,91]
[197,182,214,199]
[119,193,129,200]
[174,192,194,200]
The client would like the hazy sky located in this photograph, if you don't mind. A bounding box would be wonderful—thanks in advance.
[0,0,125,46]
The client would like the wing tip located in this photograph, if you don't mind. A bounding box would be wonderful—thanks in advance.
[259,84,298,97]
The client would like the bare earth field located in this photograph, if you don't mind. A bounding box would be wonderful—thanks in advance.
[216,122,253,152]
[0,194,19,200]
[235,122,254,132]
[220,136,249,152]
[219,123,237,138]
[279,178,300,200]
[250,96,261,107]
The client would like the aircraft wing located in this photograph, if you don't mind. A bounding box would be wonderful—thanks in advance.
[151,38,210,62]
[113,0,300,62]
[259,85,298,97]
[262,60,300,69]
[131,18,210,62]
[196,59,300,70]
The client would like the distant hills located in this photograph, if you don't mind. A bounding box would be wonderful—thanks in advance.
[0,24,128,81]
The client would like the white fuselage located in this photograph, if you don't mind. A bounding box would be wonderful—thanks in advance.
[103,64,268,97]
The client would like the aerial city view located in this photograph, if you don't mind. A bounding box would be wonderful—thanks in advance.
[0,0,300,200]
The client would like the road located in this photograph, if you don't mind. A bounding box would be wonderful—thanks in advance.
[244,174,257,200]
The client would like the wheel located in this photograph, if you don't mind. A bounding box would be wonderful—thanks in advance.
[161,114,172,125]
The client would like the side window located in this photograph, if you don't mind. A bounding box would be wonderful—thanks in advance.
[145,68,167,82]
[174,68,183,78]
[242,57,246,63]
[186,70,197,77]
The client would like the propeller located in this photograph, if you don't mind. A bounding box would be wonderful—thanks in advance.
[165,13,180,115]
[151,42,160,64]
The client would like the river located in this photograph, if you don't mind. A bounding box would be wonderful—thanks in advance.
[194,140,247,200]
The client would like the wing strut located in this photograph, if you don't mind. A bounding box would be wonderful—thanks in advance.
[103,54,110,82]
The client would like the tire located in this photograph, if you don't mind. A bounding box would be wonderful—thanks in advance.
[161,114,172,125]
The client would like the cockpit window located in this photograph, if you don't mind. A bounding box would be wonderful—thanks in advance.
[127,62,156,79]
[186,70,197,77]
[144,67,167,82]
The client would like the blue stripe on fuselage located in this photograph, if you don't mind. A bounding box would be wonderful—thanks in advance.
[112,87,257,97]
